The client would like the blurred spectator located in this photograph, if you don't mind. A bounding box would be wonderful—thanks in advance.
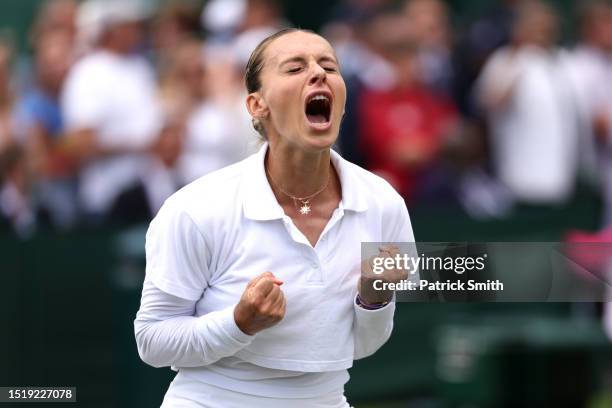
[403,0,454,97]
[230,0,289,64]
[14,28,78,228]
[566,0,612,224]
[202,0,247,41]
[204,0,288,48]
[241,0,284,31]
[476,1,578,206]
[447,0,525,218]
[168,0,282,184]
[158,38,206,121]
[323,3,397,167]
[29,0,78,45]
[137,117,185,216]
[177,46,258,184]
[0,143,35,237]
[151,0,202,67]
[0,39,15,153]
[61,0,162,225]
[357,11,459,204]
[3,0,608,230]
[453,0,522,117]
[73,0,152,57]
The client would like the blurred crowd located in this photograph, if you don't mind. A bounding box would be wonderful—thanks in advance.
[1,0,612,237]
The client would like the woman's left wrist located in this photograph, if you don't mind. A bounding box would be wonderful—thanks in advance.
[356,292,392,310]
[359,276,394,305]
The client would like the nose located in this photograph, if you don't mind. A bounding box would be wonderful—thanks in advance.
[308,62,326,86]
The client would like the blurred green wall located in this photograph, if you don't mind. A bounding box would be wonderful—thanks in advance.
[0,0,43,51]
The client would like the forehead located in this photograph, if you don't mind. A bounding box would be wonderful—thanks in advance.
[264,32,336,64]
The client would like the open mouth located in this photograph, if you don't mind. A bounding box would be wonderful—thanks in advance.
[305,93,332,126]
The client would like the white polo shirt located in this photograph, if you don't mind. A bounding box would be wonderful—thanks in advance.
[136,143,414,398]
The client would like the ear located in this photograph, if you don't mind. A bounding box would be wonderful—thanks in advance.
[246,92,269,120]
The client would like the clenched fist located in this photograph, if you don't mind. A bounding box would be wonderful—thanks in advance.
[359,245,409,304]
[234,272,286,335]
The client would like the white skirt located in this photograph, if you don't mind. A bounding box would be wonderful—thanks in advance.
[160,372,352,408]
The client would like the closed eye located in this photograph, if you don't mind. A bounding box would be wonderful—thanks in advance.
[287,67,303,73]
[324,66,337,72]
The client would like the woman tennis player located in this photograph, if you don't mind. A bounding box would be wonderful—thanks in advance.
[134,28,415,407]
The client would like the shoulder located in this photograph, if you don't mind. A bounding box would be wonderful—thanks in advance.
[341,157,414,241]
[69,53,109,77]
[63,54,113,96]
[340,155,406,211]
[156,155,252,227]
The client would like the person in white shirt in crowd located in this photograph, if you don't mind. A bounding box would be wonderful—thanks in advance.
[564,0,612,345]
[476,1,579,206]
[135,29,415,407]
[61,0,163,224]
[176,41,259,185]
[204,0,288,47]
[567,0,612,222]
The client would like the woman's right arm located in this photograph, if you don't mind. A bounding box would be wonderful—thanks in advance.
[133,194,285,368]
[133,195,254,368]
[134,277,253,368]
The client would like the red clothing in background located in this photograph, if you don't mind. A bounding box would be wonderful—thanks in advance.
[358,86,457,201]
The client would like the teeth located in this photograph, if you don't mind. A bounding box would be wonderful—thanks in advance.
[309,94,329,103]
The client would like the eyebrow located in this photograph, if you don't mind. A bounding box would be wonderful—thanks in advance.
[279,55,339,67]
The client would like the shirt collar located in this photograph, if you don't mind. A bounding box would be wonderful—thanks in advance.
[329,147,369,213]
[242,143,368,221]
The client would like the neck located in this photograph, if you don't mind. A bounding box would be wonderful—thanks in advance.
[265,141,332,201]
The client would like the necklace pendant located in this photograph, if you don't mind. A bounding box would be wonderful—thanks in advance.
[299,203,311,215]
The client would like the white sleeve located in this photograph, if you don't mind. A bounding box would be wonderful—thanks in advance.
[134,196,254,368]
[381,193,415,243]
[134,277,254,368]
[145,194,215,300]
[353,295,396,360]
[353,194,414,360]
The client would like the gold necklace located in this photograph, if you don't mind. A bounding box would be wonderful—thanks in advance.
[266,167,331,215]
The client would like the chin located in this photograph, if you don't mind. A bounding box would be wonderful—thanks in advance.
[301,110,342,143]
[301,125,338,151]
